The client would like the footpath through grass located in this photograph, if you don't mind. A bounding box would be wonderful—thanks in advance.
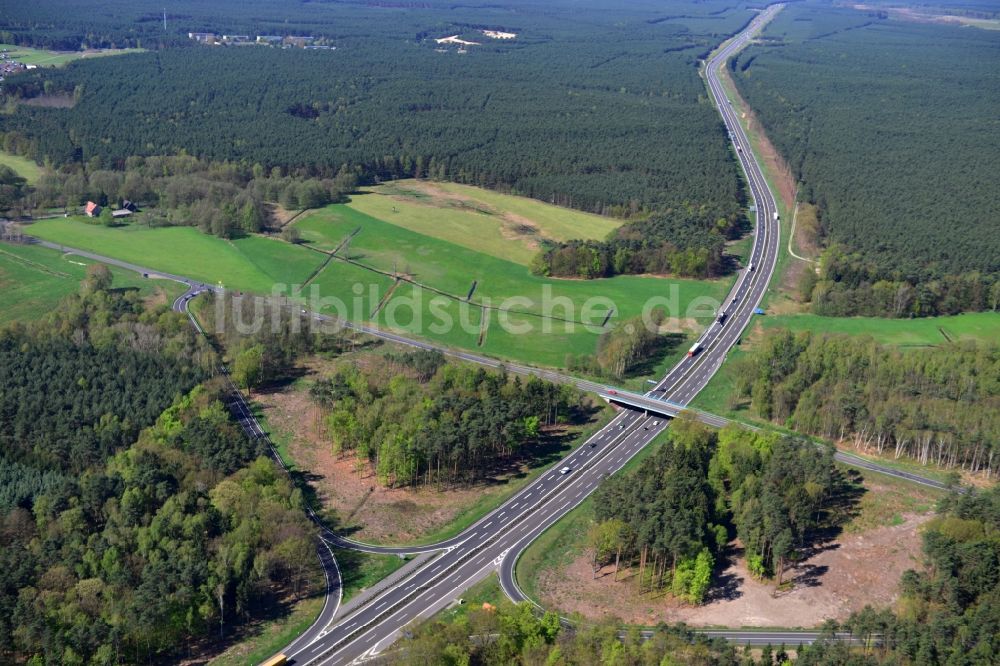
[0,241,185,323]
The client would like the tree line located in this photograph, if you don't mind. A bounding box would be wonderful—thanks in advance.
[732,7,1000,316]
[591,418,839,604]
[0,272,319,664]
[530,204,744,280]
[390,602,743,666]
[731,329,1000,477]
[803,243,1000,318]
[0,152,357,238]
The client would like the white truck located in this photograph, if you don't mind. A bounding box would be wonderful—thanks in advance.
[772,211,779,222]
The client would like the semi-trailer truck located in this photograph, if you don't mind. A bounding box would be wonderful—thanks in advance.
[687,342,702,357]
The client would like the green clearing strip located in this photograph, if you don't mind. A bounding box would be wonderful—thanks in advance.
[0,43,142,67]
[0,241,185,324]
[0,150,42,184]
[758,312,1000,347]
[25,218,325,294]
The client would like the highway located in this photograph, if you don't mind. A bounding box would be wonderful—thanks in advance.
[274,5,825,664]
[18,7,949,660]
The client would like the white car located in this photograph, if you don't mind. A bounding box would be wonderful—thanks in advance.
[559,466,572,475]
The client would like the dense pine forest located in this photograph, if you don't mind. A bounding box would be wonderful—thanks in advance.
[312,351,588,487]
[0,273,318,663]
[732,3,1000,316]
[592,418,839,603]
[732,329,1000,477]
[0,0,750,221]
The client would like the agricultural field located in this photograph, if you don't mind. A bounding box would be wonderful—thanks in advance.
[297,203,730,367]
[0,241,184,323]
[757,311,1000,347]
[0,150,41,184]
[24,203,730,370]
[0,43,140,67]
[349,180,621,264]
[24,218,326,293]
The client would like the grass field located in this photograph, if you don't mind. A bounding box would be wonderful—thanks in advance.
[757,311,1000,347]
[25,218,326,294]
[0,150,42,184]
[347,180,620,264]
[27,206,727,370]
[0,242,185,324]
[0,43,141,67]
[298,204,728,367]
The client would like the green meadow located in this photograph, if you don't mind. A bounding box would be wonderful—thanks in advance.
[0,150,42,184]
[0,242,185,324]
[25,218,325,294]
[0,43,141,67]
[25,206,730,369]
[345,181,620,264]
[298,203,729,366]
[757,311,1000,347]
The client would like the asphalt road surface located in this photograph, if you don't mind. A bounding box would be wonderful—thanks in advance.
[20,7,947,659]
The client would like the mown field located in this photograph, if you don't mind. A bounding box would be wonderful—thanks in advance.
[757,312,1000,347]
[25,203,729,370]
[0,241,185,323]
[0,43,140,67]
[0,149,41,184]
[297,203,730,367]
[25,218,326,293]
[349,180,621,264]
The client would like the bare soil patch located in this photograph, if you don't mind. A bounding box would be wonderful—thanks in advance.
[535,472,936,628]
[721,68,797,213]
[255,353,586,544]
[538,512,929,628]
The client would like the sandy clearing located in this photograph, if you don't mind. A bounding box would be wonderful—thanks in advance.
[537,511,929,628]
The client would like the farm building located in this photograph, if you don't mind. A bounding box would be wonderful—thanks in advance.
[84,201,101,217]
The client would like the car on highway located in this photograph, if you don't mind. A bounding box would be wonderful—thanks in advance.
[559,466,572,474]
[606,389,617,395]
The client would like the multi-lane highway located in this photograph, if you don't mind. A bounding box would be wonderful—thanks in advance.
[17,7,948,661]
[274,5,820,664]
